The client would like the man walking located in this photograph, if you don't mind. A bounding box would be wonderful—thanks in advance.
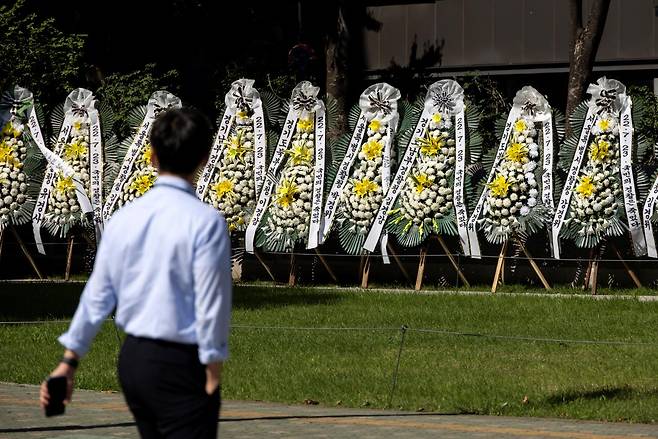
[40,108,232,438]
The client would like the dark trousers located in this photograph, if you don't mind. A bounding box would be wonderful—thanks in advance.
[118,335,221,439]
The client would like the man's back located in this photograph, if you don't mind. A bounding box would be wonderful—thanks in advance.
[47,109,231,439]
[105,175,230,346]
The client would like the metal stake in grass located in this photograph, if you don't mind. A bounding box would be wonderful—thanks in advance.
[387,325,408,408]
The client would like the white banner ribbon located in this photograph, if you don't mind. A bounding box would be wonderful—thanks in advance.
[196,111,234,200]
[103,90,181,221]
[551,108,597,259]
[466,106,521,258]
[619,99,646,256]
[31,88,97,254]
[453,106,469,255]
[364,108,431,252]
[321,83,401,249]
[307,104,326,249]
[643,173,658,257]
[245,111,298,253]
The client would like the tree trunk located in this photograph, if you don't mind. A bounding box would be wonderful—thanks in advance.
[566,0,611,133]
[325,3,348,140]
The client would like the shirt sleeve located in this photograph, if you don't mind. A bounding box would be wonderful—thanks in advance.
[58,227,117,357]
[193,214,232,364]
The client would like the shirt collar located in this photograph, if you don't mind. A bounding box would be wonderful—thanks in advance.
[154,175,195,195]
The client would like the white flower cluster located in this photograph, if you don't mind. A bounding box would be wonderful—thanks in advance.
[205,111,256,232]
[0,119,29,228]
[115,140,158,211]
[394,112,456,234]
[44,115,92,233]
[338,118,393,235]
[481,116,541,240]
[265,116,315,244]
[567,114,621,236]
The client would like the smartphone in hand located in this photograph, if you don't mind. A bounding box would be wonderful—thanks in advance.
[45,376,67,417]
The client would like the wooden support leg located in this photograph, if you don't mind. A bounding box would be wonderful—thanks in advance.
[253,249,276,282]
[0,229,4,265]
[517,240,551,290]
[231,257,243,282]
[612,244,642,288]
[491,241,508,294]
[360,254,371,289]
[314,249,338,283]
[288,253,296,287]
[582,248,595,291]
[10,226,44,280]
[387,242,412,284]
[590,247,600,296]
[415,246,428,291]
[435,235,470,287]
[65,234,75,281]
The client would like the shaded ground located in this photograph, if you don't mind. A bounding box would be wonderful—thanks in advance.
[1,383,658,439]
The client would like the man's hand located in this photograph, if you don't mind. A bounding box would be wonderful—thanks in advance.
[39,351,78,409]
[205,362,222,395]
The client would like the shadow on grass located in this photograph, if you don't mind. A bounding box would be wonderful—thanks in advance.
[0,411,463,434]
[545,386,658,405]
[234,285,344,310]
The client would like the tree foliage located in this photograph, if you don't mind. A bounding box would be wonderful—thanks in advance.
[96,65,179,138]
[0,0,85,110]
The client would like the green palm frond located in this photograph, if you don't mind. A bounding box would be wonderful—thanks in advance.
[261,91,283,129]
[98,99,115,137]
[126,105,148,132]
[347,103,361,132]
[50,103,65,137]
[325,94,340,135]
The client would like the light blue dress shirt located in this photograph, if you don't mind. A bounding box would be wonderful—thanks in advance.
[59,175,232,364]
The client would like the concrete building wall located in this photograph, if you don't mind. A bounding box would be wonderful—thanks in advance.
[364,0,658,72]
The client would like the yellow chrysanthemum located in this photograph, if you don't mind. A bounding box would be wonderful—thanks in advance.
[0,142,20,167]
[368,119,382,132]
[286,143,313,165]
[411,172,434,194]
[432,113,442,124]
[488,174,510,197]
[505,142,528,163]
[225,133,251,162]
[416,132,445,156]
[64,141,88,161]
[362,139,383,160]
[597,119,611,132]
[211,178,235,200]
[513,119,527,133]
[575,175,595,198]
[1,122,20,138]
[590,139,610,161]
[129,174,156,195]
[297,117,314,133]
[236,110,250,122]
[276,179,298,208]
[353,178,379,198]
[141,145,153,164]
[55,175,76,195]
[73,120,84,132]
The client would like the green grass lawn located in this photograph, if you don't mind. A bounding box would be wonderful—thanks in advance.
[2,285,658,422]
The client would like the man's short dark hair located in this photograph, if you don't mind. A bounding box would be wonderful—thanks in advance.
[150,108,213,175]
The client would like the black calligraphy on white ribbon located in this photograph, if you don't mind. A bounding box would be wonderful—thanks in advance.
[307,105,326,249]
[196,112,234,199]
[618,100,646,256]
[364,108,431,252]
[245,111,299,253]
[466,107,521,258]
[453,107,469,255]
[103,91,181,221]
[551,108,597,259]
